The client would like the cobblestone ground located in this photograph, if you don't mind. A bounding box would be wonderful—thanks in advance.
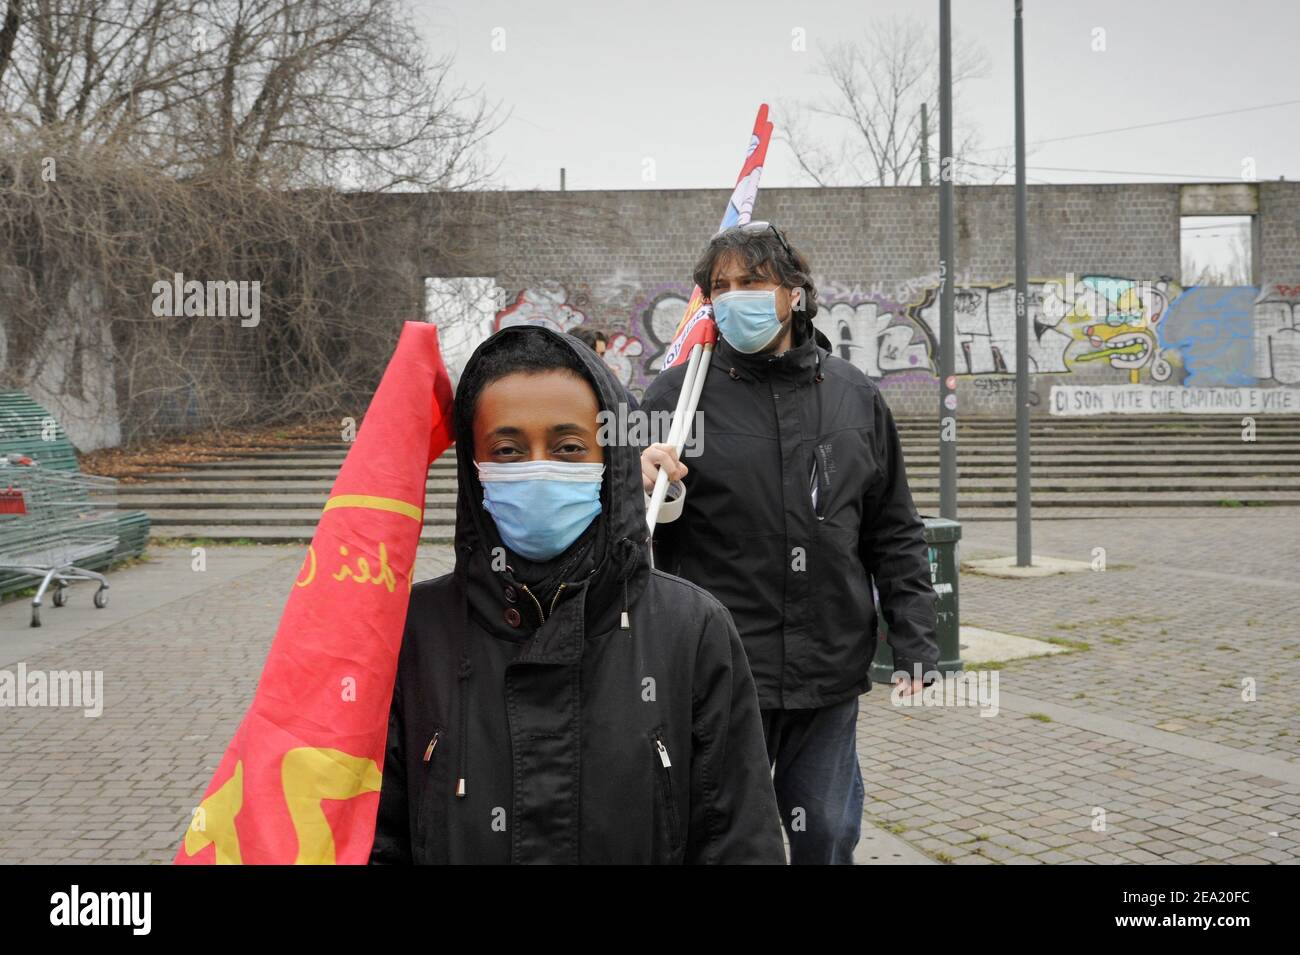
[0,512,1295,864]
[859,510,1300,865]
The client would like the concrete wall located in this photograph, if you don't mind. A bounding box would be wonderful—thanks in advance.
[422,182,1300,417]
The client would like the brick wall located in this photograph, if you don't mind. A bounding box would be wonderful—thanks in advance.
[417,182,1300,417]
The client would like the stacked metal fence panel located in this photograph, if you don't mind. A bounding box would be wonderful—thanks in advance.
[0,391,150,597]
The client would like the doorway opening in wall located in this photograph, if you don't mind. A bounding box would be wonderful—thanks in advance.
[423,277,504,384]
[1179,215,1253,287]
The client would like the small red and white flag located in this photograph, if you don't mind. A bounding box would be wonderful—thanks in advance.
[660,104,775,370]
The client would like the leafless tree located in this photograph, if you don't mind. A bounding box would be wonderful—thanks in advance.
[1182,224,1252,287]
[780,16,1007,187]
[0,0,507,447]
[0,0,497,189]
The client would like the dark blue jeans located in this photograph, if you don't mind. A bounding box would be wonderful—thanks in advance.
[761,695,865,865]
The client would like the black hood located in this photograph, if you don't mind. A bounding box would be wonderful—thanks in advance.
[450,324,649,639]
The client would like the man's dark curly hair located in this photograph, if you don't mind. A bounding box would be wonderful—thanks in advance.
[691,224,819,323]
[455,327,593,457]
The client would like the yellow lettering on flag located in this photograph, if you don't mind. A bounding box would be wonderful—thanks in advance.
[282,747,383,865]
[323,494,422,522]
[295,545,318,587]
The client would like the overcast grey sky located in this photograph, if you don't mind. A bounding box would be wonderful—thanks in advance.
[416,0,1299,194]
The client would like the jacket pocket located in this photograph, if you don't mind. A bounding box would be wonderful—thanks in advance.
[414,725,444,857]
[649,727,682,853]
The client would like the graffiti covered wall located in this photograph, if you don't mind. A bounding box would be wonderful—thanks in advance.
[489,274,1299,415]
[422,182,1300,416]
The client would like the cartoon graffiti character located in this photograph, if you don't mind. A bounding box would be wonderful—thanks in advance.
[601,333,644,391]
[494,286,587,333]
[1067,277,1171,382]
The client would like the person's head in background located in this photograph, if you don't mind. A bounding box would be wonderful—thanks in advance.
[456,327,605,563]
[692,222,819,357]
[569,326,608,357]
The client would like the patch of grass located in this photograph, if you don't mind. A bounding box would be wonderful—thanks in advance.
[1045,636,1091,652]
[932,851,954,864]
[1218,499,1244,507]
[1027,713,1053,723]
[152,536,218,548]
[152,536,271,548]
[1092,614,1171,628]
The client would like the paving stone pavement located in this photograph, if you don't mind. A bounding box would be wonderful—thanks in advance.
[0,512,1296,864]
[858,509,1300,865]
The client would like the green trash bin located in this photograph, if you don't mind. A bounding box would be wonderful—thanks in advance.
[868,516,962,684]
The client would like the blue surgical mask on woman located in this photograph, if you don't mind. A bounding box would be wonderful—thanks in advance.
[477,460,604,561]
[711,289,786,354]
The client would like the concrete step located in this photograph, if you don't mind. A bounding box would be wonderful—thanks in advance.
[117,481,459,494]
[150,525,458,543]
[130,452,1300,482]
[909,492,1300,505]
[896,454,1300,464]
[118,493,459,507]
[908,482,1300,493]
[131,469,459,481]
[145,501,1300,544]
[145,508,458,526]
[150,460,461,473]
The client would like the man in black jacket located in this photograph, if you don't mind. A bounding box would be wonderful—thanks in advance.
[641,222,939,864]
[370,324,784,864]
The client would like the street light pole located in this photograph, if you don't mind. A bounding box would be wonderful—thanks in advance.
[939,0,957,521]
[1014,0,1032,565]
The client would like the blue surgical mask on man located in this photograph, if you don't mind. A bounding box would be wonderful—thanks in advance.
[477,460,604,561]
[711,289,787,354]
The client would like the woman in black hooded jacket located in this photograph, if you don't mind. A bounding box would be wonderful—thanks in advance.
[368,324,784,864]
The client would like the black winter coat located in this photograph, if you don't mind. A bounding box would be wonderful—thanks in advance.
[369,325,784,865]
[641,325,939,710]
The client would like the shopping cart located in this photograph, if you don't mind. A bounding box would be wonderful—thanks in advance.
[0,454,120,627]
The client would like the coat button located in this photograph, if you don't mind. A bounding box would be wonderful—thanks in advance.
[503,585,517,603]
[503,607,521,628]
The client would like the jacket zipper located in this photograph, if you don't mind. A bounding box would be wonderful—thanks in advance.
[654,736,671,768]
[519,583,546,625]
[422,730,441,763]
[415,726,444,853]
[518,581,566,625]
[652,732,681,850]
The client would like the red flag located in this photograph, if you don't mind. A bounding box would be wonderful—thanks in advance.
[175,321,454,864]
[661,104,775,369]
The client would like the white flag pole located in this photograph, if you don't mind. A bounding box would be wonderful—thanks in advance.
[646,340,707,536]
